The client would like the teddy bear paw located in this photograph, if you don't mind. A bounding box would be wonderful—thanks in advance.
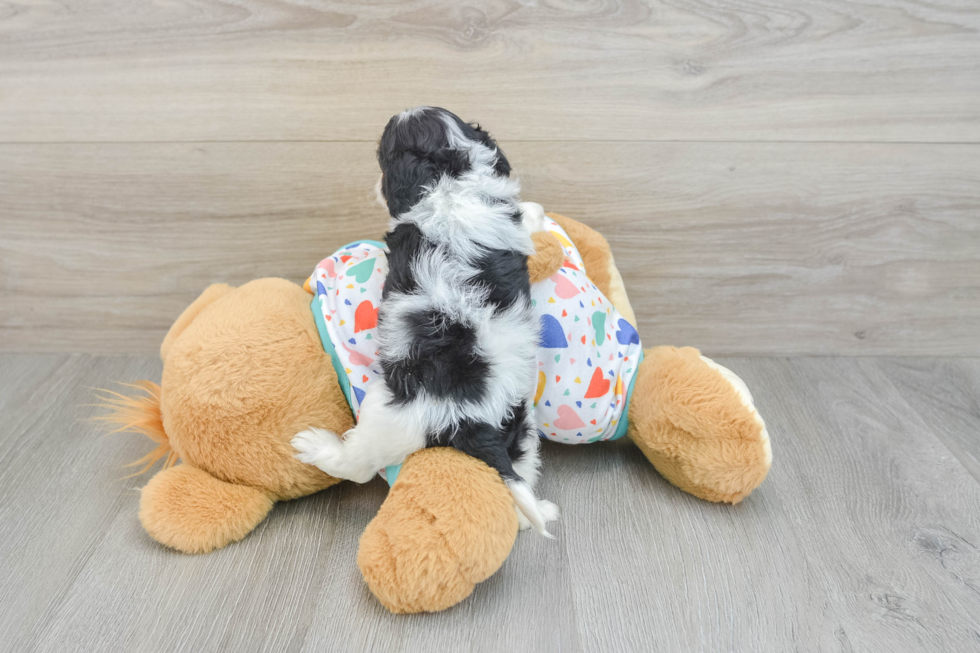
[699,356,772,468]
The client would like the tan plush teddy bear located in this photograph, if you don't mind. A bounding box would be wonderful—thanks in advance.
[102,211,771,614]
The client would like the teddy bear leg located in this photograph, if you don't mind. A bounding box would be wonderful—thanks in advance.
[627,346,772,504]
[357,447,519,613]
[139,465,275,554]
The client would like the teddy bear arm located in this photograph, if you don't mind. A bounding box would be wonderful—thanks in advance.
[139,464,274,554]
[357,447,519,613]
[546,213,637,326]
[528,231,565,283]
[627,346,772,504]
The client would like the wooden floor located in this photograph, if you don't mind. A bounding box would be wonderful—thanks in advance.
[3,354,979,652]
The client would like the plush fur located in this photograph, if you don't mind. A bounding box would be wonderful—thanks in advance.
[358,447,519,613]
[140,465,274,554]
[527,230,566,284]
[162,278,351,500]
[628,346,772,503]
[103,213,771,613]
[96,380,175,475]
[292,107,554,534]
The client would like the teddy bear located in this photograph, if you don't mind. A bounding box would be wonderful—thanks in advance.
[101,209,771,614]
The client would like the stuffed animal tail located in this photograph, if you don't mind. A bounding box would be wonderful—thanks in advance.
[94,380,177,476]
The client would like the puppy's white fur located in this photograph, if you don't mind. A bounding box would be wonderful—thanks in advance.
[293,111,557,535]
[293,382,429,483]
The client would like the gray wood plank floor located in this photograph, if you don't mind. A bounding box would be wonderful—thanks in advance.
[2,354,979,652]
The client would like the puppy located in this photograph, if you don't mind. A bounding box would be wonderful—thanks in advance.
[292,107,557,534]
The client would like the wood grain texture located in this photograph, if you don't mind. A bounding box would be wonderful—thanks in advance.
[2,141,978,355]
[876,358,980,484]
[1,0,978,143]
[3,354,980,651]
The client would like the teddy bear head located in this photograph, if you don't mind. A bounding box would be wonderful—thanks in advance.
[158,277,352,500]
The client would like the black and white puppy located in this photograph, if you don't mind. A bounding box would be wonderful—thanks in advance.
[292,107,557,534]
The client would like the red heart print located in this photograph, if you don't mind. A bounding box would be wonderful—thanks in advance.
[354,301,378,333]
[584,367,611,398]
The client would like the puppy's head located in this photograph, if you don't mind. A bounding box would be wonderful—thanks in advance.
[376,106,512,217]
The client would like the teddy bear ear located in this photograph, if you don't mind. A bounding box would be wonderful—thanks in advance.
[160,283,235,362]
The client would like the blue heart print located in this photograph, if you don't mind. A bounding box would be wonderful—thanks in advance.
[615,319,640,345]
[538,314,568,348]
[352,386,365,405]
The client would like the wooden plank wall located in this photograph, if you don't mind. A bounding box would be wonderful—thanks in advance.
[1,0,978,355]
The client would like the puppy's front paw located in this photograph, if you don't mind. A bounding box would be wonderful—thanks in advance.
[292,427,345,473]
[292,427,380,483]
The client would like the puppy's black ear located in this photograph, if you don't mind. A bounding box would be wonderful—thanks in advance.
[380,149,470,217]
[469,122,511,178]
[377,112,471,217]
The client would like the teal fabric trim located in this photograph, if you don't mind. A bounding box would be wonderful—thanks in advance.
[308,238,386,418]
[310,294,355,417]
[347,239,386,250]
[311,239,394,485]
[384,463,402,486]
[609,348,644,441]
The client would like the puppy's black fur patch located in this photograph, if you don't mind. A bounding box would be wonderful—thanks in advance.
[430,402,531,481]
[377,107,511,217]
[472,247,531,311]
[376,106,537,488]
[381,308,490,405]
[381,223,426,298]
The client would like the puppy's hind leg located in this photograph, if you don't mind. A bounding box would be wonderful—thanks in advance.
[510,423,559,531]
[292,381,426,483]
[451,413,558,537]
[506,479,557,538]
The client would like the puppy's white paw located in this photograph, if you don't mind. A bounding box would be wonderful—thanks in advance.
[515,499,560,531]
[291,427,345,475]
[538,499,560,524]
[516,507,533,531]
[519,201,547,234]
